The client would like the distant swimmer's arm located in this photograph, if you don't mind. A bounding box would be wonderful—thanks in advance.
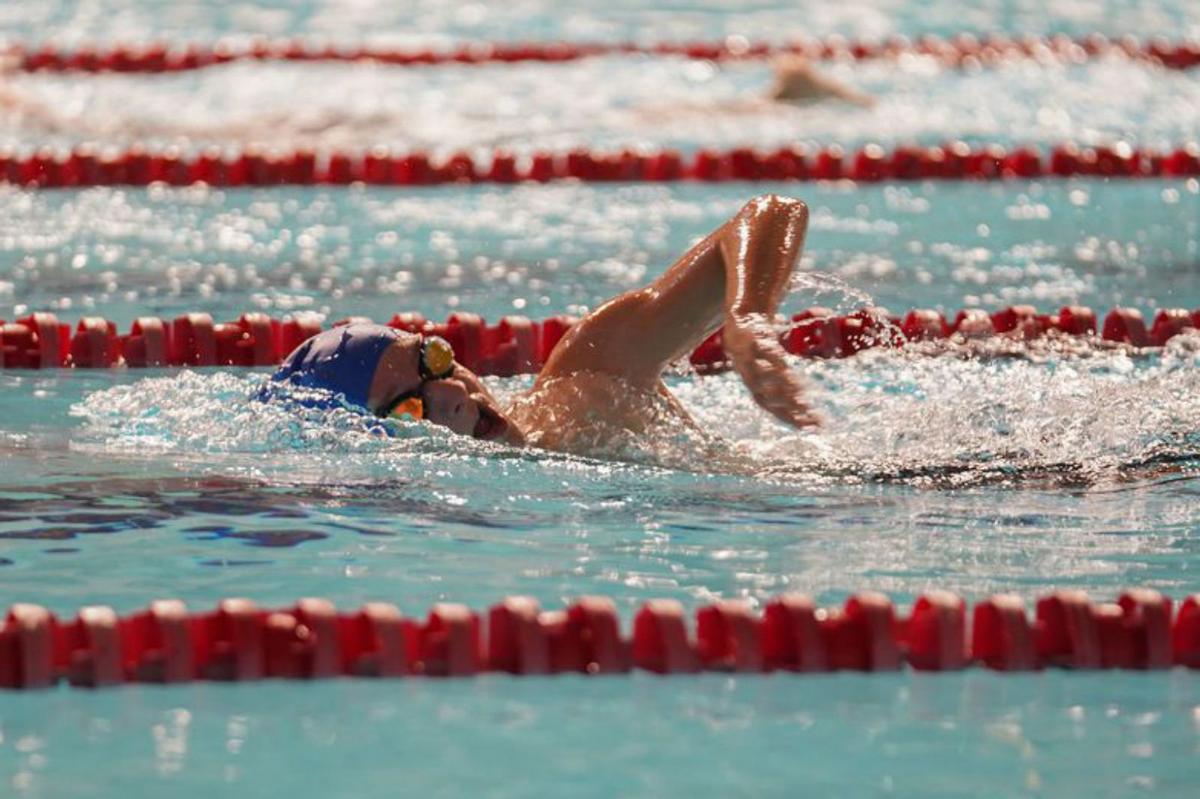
[538,194,818,428]
[768,54,875,107]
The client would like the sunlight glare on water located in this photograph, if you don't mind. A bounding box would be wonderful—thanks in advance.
[69,325,1200,487]
[1,2,1200,797]
[3,0,1200,43]
[4,57,1200,152]
[2,180,1197,324]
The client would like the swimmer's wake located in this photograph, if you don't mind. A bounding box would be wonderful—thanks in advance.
[73,339,1200,489]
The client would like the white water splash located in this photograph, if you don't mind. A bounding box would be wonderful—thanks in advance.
[4,56,1200,153]
[71,332,1200,487]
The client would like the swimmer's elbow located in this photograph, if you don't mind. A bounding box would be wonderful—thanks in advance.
[740,194,809,226]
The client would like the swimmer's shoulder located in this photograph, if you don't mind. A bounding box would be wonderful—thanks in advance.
[507,370,695,453]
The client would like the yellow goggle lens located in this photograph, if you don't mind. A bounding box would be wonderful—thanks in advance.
[388,396,424,420]
[422,336,455,379]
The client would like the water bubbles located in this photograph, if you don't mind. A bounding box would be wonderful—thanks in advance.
[69,337,1200,491]
[788,269,879,314]
[3,180,1193,325]
[5,51,1200,153]
[790,346,1200,485]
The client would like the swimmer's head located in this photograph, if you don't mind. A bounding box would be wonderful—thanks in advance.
[271,323,522,444]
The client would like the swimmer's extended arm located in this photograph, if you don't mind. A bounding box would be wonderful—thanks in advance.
[539,194,817,428]
[768,54,875,107]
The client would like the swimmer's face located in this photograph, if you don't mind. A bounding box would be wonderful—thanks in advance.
[422,366,525,445]
[367,340,524,445]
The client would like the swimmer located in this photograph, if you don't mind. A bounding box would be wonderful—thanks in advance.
[766,53,875,107]
[267,194,818,454]
[2,49,868,148]
[628,53,873,130]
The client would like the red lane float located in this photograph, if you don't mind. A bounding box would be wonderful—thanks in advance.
[0,605,56,688]
[785,307,840,357]
[488,596,551,675]
[1102,307,1151,347]
[901,309,950,342]
[123,599,194,682]
[829,592,903,670]
[2,303,1198,373]
[762,594,827,671]
[67,317,120,368]
[121,317,169,367]
[1036,590,1104,668]
[633,599,702,674]
[342,602,412,677]
[1175,596,1200,668]
[9,34,1200,74]
[196,598,265,681]
[414,604,483,677]
[560,596,628,674]
[904,590,968,671]
[57,606,124,687]
[0,313,68,368]
[2,142,1200,190]
[971,594,1039,671]
[1,589,1196,689]
[697,600,763,672]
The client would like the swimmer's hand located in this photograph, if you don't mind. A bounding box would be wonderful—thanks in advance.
[724,314,819,428]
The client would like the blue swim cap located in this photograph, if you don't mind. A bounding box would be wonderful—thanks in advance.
[269,323,407,411]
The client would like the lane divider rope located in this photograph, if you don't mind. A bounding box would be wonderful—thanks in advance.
[0,304,1196,372]
[2,142,1199,189]
[8,33,1200,74]
[1,590,1196,688]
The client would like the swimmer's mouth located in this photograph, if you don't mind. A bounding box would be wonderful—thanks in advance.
[472,402,507,441]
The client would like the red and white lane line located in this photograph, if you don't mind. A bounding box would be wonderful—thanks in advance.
[1,304,1195,371]
[1,590,1196,688]
[1,142,1198,189]
[8,34,1200,74]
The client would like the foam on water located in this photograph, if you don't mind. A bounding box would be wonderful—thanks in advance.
[759,336,1200,485]
[3,0,1198,44]
[4,56,1200,152]
[70,329,1200,489]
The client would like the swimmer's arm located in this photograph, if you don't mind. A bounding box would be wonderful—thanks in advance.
[539,194,817,427]
[768,55,875,107]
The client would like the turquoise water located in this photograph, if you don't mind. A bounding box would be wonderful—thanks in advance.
[3,676,1199,797]
[3,181,1197,323]
[2,180,1199,797]
[3,2,1200,797]
[6,51,1200,153]
[4,0,1200,44]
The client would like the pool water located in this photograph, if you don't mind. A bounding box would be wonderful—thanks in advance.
[7,56,1200,153]
[3,2,1200,797]
[2,675,1198,797]
[4,0,1200,46]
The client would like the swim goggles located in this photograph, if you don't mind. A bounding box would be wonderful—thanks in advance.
[378,335,456,421]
